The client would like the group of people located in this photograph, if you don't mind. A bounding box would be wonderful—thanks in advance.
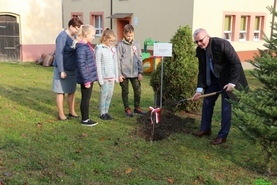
[52,17,145,127]
[52,17,248,145]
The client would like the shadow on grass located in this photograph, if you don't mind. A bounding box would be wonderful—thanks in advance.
[0,84,55,117]
[134,108,277,178]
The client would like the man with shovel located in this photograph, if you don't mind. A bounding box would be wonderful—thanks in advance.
[191,28,248,145]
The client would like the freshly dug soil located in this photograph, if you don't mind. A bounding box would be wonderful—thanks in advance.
[135,109,200,141]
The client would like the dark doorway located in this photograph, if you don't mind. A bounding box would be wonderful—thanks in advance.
[0,15,20,61]
[116,19,130,43]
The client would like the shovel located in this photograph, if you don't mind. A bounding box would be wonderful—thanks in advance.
[165,90,223,107]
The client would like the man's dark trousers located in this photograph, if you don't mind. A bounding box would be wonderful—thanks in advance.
[200,74,231,139]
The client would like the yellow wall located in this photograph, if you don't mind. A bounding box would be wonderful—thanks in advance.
[0,0,62,61]
[63,0,195,45]
[0,0,62,44]
[63,0,273,60]
[2,0,270,61]
[192,0,273,52]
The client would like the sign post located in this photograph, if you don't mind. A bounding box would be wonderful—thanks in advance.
[153,43,172,108]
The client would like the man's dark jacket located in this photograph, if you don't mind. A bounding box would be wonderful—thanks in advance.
[195,37,248,91]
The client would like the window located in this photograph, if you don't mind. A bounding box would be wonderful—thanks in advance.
[223,12,265,42]
[90,13,103,36]
[239,16,248,41]
[224,16,232,41]
[254,16,261,41]
[94,15,103,36]
[71,13,83,22]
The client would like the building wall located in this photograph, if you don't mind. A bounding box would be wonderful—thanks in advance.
[0,0,62,61]
[0,0,273,62]
[63,0,194,46]
[193,0,273,61]
[64,0,274,62]
[112,0,194,44]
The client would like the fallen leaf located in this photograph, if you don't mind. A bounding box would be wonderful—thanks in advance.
[37,122,42,128]
[81,133,88,137]
[56,171,65,178]
[223,145,229,149]
[99,137,105,141]
[167,178,174,184]
[197,175,204,182]
[75,148,82,153]
[125,168,132,174]
[148,174,158,180]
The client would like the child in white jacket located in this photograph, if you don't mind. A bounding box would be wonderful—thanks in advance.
[95,28,119,120]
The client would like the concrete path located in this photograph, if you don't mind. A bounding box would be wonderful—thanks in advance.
[242,62,255,70]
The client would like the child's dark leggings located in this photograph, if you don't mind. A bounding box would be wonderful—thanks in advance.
[80,83,93,120]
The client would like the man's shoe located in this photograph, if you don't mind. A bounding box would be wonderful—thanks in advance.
[134,107,146,115]
[105,113,114,120]
[125,107,133,117]
[100,114,109,120]
[81,120,98,126]
[210,137,226,145]
[192,130,211,137]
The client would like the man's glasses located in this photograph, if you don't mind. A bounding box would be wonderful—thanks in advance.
[194,35,207,44]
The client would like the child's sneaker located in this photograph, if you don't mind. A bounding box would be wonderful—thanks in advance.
[125,107,133,117]
[100,114,109,120]
[134,107,146,115]
[81,119,98,126]
[105,113,114,120]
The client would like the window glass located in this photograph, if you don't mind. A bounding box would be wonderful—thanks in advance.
[94,15,102,36]
[224,16,232,41]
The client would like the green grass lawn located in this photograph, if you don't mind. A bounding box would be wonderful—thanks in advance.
[0,62,275,185]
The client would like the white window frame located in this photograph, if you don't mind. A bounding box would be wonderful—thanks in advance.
[94,15,103,37]
[254,16,261,41]
[224,15,232,41]
[239,31,246,41]
[224,31,232,41]
[254,30,260,41]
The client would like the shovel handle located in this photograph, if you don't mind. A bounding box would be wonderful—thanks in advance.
[186,90,223,101]
[175,90,223,106]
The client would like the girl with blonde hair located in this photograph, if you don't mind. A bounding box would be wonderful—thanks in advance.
[73,24,98,126]
[95,28,119,120]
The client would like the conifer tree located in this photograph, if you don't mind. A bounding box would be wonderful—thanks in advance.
[232,6,277,175]
[150,26,201,112]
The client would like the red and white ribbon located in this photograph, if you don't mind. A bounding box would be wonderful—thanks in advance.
[149,106,161,124]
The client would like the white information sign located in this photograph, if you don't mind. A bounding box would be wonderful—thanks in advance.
[153,43,172,57]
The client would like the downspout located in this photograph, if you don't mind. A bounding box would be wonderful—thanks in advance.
[62,0,64,28]
[271,0,277,39]
[110,0,113,29]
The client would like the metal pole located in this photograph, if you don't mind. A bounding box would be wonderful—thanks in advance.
[159,57,164,109]
[110,0,113,29]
